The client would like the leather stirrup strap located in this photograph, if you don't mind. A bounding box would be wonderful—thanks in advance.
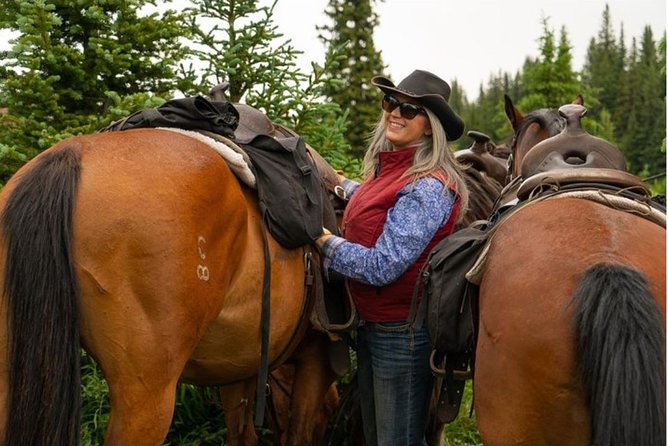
[254,218,272,426]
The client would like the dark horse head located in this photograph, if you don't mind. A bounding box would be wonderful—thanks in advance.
[503,94,584,180]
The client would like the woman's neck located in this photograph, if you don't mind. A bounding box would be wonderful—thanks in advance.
[390,144,418,152]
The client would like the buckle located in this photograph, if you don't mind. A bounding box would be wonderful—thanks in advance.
[334,185,347,201]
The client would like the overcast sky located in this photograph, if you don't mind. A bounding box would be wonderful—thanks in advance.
[1,1,664,100]
[269,0,666,99]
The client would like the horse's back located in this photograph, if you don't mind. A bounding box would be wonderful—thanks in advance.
[483,197,665,300]
[475,197,665,445]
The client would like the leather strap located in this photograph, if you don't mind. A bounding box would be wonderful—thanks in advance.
[254,217,272,426]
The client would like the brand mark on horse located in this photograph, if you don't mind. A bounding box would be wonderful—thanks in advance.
[197,236,210,281]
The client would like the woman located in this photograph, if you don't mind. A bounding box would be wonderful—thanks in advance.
[316,69,470,446]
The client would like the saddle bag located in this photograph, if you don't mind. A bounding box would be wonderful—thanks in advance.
[100,95,239,138]
[412,222,490,355]
[241,135,324,249]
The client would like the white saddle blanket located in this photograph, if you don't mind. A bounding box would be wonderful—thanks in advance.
[158,127,256,188]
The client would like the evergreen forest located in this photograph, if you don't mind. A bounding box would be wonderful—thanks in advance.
[0,1,665,444]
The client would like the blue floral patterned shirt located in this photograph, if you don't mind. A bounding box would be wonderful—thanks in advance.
[321,178,455,286]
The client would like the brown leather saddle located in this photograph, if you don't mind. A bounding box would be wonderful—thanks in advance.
[455,130,508,186]
[517,104,649,200]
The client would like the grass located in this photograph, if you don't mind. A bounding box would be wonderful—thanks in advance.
[80,353,229,446]
[80,351,481,445]
[443,381,482,446]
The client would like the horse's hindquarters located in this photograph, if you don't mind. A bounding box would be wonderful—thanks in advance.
[183,226,310,384]
[69,130,256,441]
[475,197,665,446]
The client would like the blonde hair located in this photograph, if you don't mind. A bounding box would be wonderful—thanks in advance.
[361,108,470,222]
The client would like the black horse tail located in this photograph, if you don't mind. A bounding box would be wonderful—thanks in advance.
[2,147,82,446]
[572,263,665,446]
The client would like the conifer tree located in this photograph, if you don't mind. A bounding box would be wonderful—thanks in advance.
[318,0,386,157]
[461,71,519,149]
[0,0,192,182]
[187,0,304,103]
[519,20,581,111]
[186,0,354,172]
[617,27,665,175]
[581,5,626,119]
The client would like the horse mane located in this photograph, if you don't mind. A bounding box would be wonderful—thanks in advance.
[458,166,504,227]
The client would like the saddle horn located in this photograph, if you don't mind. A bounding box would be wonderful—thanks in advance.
[210,82,230,102]
[520,103,627,178]
[455,131,507,185]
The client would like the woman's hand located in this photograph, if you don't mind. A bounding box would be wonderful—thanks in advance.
[315,227,332,250]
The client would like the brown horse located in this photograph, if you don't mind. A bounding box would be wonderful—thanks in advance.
[473,96,666,445]
[218,329,341,446]
[0,125,343,445]
[262,345,341,446]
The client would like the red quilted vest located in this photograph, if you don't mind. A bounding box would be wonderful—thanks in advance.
[342,147,460,322]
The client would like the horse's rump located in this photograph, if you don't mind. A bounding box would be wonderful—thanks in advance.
[0,127,318,444]
[475,196,665,445]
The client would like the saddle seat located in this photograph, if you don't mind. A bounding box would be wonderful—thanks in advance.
[517,103,646,200]
[455,130,508,185]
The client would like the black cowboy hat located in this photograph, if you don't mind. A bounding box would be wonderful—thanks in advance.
[372,69,465,141]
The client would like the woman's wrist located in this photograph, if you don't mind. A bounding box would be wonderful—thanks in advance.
[316,227,332,249]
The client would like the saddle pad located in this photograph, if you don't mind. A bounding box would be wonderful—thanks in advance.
[157,127,256,188]
[466,190,666,285]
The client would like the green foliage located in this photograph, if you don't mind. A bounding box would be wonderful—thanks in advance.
[165,385,228,445]
[444,381,482,446]
[579,7,665,182]
[186,0,357,176]
[0,0,193,183]
[518,20,581,111]
[580,5,626,119]
[80,354,110,446]
[454,72,517,151]
[186,0,303,101]
[616,28,666,176]
[319,0,386,158]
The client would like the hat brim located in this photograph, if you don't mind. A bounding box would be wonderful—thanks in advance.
[372,76,465,141]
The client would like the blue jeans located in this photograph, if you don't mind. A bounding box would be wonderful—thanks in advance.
[357,321,433,446]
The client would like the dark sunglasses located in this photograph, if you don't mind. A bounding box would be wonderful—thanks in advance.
[381,94,426,119]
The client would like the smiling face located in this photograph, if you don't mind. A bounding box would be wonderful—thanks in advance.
[383,93,432,149]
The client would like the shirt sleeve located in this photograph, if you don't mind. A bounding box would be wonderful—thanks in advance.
[340,178,359,200]
[322,177,455,286]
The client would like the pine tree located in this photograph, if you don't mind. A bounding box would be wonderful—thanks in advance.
[318,0,386,157]
[0,0,192,182]
[186,0,354,173]
[581,5,625,119]
[618,27,665,175]
[466,71,519,147]
[187,0,305,103]
[519,20,581,111]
